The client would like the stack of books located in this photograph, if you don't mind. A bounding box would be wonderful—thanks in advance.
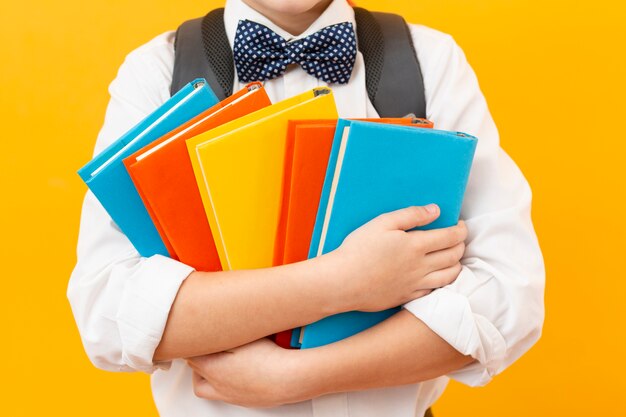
[79,79,477,350]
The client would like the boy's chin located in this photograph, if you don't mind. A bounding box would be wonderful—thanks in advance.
[244,0,331,16]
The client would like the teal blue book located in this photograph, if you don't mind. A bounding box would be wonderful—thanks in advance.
[299,119,477,349]
[78,79,218,257]
[290,327,302,348]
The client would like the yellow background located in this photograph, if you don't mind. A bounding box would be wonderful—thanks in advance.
[2,0,624,415]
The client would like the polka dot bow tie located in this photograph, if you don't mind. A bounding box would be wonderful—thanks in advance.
[233,20,358,85]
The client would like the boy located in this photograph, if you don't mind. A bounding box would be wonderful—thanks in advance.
[68,0,545,416]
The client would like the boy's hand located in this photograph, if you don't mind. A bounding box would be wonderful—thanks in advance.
[188,338,304,408]
[328,204,467,313]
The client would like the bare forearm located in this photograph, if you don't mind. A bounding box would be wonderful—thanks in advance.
[155,205,467,363]
[155,254,344,361]
[293,310,473,397]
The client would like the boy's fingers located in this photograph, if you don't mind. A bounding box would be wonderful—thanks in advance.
[188,354,219,376]
[187,359,206,378]
[408,288,433,302]
[421,262,463,289]
[424,241,465,272]
[411,221,467,252]
[376,204,440,230]
[188,355,209,368]
[192,371,220,400]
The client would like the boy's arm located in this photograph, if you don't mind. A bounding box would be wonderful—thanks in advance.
[296,311,475,394]
[188,311,473,408]
[154,205,466,360]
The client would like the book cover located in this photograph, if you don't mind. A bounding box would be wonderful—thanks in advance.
[78,79,218,257]
[186,88,338,271]
[300,120,477,349]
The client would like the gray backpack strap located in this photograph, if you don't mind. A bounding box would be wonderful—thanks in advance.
[171,7,426,119]
[170,8,233,98]
[354,7,426,119]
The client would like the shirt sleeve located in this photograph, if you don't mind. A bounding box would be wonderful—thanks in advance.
[402,26,546,386]
[66,32,195,373]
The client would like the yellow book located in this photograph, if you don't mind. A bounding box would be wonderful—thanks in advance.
[186,88,338,270]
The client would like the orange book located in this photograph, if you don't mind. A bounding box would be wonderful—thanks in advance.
[123,83,271,271]
[273,117,433,348]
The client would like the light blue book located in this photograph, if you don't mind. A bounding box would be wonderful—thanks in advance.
[299,119,477,349]
[78,79,218,257]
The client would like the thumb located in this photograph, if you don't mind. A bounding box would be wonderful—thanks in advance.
[377,204,440,231]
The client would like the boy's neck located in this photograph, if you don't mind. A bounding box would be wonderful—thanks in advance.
[242,0,334,36]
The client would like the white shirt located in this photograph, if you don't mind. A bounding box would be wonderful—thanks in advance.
[67,0,545,416]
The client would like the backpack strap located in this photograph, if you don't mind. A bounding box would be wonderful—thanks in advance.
[353,7,426,119]
[170,8,233,99]
[171,7,426,118]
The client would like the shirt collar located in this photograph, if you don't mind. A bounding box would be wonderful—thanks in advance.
[223,0,355,47]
